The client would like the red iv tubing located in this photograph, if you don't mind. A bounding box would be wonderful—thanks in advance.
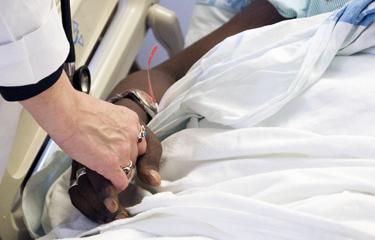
[147,44,158,100]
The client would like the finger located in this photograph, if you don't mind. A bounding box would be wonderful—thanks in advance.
[108,167,129,191]
[137,137,147,156]
[114,206,130,220]
[78,171,120,223]
[69,185,98,221]
[86,169,131,223]
[137,123,147,156]
[87,169,120,214]
[69,174,104,222]
[77,172,107,213]
[129,138,139,166]
[70,160,84,181]
[137,127,162,186]
[70,165,126,222]
[69,161,92,216]
[116,136,137,179]
[137,155,161,186]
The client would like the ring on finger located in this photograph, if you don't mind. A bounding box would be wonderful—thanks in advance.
[69,167,87,189]
[121,161,133,178]
[137,124,147,143]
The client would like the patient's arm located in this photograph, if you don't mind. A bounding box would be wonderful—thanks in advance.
[157,0,286,81]
[111,0,286,124]
[69,125,161,223]
[68,0,286,223]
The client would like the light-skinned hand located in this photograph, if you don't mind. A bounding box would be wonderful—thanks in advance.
[21,71,146,191]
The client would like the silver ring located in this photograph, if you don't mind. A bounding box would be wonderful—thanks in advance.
[122,161,133,177]
[70,167,87,189]
[137,124,147,143]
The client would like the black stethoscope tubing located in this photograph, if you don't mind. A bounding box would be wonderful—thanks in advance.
[60,0,91,94]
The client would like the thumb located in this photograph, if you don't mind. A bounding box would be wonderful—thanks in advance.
[137,155,161,186]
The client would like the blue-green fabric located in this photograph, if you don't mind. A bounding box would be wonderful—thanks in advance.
[269,0,352,18]
[196,0,352,17]
[196,0,253,13]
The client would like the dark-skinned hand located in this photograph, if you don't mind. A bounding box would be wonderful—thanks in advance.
[68,124,162,223]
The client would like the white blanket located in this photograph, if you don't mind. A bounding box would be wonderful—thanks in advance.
[40,1,375,239]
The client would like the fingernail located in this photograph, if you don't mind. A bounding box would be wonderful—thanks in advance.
[148,170,161,186]
[116,184,127,193]
[115,210,129,220]
[104,198,119,213]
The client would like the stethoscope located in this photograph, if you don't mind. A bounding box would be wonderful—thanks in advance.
[60,0,91,94]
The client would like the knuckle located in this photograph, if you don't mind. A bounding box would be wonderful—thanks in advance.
[106,151,120,166]
[121,130,132,141]
[94,157,119,179]
[118,142,131,156]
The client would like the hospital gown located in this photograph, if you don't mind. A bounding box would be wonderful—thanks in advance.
[186,0,352,45]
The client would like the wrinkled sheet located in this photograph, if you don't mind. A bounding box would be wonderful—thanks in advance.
[185,0,350,46]
[39,1,375,239]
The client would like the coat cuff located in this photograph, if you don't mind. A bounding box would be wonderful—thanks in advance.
[0,65,63,101]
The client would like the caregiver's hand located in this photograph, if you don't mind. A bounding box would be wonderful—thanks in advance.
[21,71,146,191]
[69,125,162,223]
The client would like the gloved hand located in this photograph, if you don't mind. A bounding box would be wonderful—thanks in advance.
[68,124,162,223]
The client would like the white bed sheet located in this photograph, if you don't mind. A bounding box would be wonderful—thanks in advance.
[185,4,234,46]
[185,0,350,46]
[35,5,375,240]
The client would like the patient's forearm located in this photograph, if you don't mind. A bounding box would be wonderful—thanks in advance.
[110,0,285,123]
[157,0,286,80]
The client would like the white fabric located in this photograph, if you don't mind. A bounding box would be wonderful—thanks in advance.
[186,0,350,46]
[185,5,235,46]
[196,0,253,13]
[0,0,69,183]
[22,152,72,238]
[267,0,351,18]
[0,0,69,87]
[195,0,350,17]
[38,2,375,239]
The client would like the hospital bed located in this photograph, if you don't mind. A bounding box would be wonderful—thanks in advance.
[3,1,374,239]
[0,0,183,239]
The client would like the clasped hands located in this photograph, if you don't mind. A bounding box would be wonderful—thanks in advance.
[68,119,162,223]
[20,71,162,223]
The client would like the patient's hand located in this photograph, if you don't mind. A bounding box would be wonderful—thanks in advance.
[68,125,162,223]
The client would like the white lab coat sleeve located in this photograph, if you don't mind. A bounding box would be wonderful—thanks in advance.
[0,0,69,101]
